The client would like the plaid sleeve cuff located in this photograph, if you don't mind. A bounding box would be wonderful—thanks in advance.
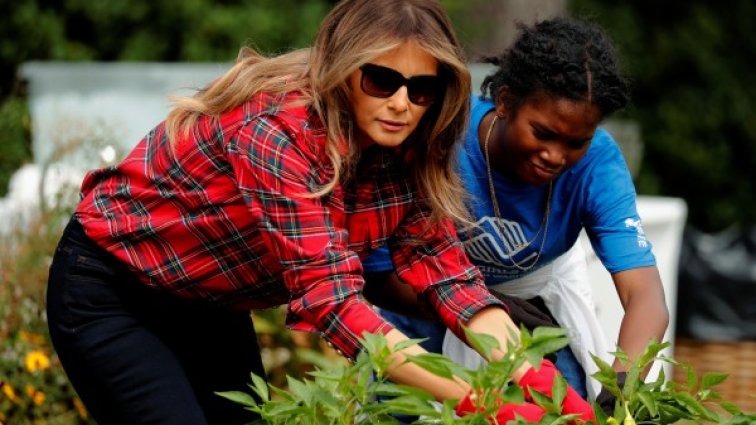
[423,280,507,342]
[287,298,393,360]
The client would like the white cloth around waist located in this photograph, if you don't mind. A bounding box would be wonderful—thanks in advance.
[442,241,613,399]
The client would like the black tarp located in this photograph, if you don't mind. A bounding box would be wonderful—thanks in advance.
[675,226,756,341]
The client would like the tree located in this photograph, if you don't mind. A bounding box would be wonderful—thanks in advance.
[569,0,756,231]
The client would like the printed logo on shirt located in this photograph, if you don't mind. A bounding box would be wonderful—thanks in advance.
[459,216,537,281]
[624,217,648,248]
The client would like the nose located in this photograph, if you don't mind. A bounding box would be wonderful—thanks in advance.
[539,144,568,168]
[387,85,410,112]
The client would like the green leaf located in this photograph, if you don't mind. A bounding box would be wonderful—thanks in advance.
[529,388,558,413]
[381,395,440,417]
[269,385,297,402]
[612,349,630,367]
[524,350,545,369]
[502,384,526,404]
[622,364,641,398]
[265,403,308,418]
[361,332,389,355]
[684,364,698,391]
[635,339,670,369]
[526,337,572,361]
[672,392,712,418]
[701,372,728,390]
[215,390,259,407]
[286,376,312,404]
[463,325,500,361]
[393,337,428,352]
[404,352,456,379]
[551,373,567,407]
[373,382,434,401]
[249,372,270,402]
[637,390,658,417]
[544,412,580,425]
[720,401,742,415]
[658,403,695,423]
[531,326,569,341]
[590,353,617,382]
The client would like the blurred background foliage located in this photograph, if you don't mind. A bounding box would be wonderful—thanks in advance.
[569,0,756,233]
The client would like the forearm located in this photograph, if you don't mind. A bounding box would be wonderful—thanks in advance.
[615,300,669,374]
[612,266,669,375]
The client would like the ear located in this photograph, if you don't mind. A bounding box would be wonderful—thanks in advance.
[494,86,511,118]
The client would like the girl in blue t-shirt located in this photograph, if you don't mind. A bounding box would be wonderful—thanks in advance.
[363,16,669,402]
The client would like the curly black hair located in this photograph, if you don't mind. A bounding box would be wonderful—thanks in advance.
[480,16,630,118]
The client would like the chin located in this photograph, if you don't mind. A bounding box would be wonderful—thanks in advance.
[372,136,408,148]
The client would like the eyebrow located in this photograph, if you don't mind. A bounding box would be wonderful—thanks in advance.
[532,123,593,145]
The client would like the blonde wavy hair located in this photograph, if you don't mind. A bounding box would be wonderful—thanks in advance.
[166,0,472,225]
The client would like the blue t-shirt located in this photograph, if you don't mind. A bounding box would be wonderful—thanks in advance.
[362,95,656,283]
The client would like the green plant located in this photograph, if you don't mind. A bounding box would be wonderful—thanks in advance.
[220,329,755,424]
[591,340,756,425]
[0,199,93,424]
[0,125,119,424]
[219,326,583,424]
[0,96,31,198]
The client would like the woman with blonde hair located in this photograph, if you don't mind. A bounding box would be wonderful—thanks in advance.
[46,1,594,423]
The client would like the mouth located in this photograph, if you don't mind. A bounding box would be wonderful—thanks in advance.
[378,119,407,132]
[530,162,561,180]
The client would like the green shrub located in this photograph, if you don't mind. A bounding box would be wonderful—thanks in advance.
[0,184,92,424]
[0,125,117,424]
[0,96,32,197]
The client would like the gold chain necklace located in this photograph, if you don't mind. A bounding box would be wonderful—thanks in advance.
[483,114,552,271]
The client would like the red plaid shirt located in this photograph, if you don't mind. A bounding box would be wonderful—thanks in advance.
[75,91,502,359]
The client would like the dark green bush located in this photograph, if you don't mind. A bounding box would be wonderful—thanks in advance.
[569,0,756,231]
[0,96,31,197]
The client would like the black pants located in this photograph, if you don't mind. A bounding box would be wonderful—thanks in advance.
[46,219,264,425]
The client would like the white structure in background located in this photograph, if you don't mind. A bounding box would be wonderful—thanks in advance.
[13,63,688,381]
[1,62,229,234]
[580,197,687,381]
[19,62,230,167]
[0,163,85,234]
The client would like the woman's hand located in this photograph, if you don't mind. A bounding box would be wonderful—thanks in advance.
[518,359,595,423]
[455,390,546,423]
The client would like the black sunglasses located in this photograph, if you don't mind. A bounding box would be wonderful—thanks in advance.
[359,63,443,106]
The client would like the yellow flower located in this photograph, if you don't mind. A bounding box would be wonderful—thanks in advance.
[25,385,45,406]
[19,331,46,346]
[1,383,18,402]
[33,391,45,406]
[24,350,50,373]
[73,397,89,420]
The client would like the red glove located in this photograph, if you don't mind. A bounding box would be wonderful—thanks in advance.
[518,359,595,422]
[456,391,546,423]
